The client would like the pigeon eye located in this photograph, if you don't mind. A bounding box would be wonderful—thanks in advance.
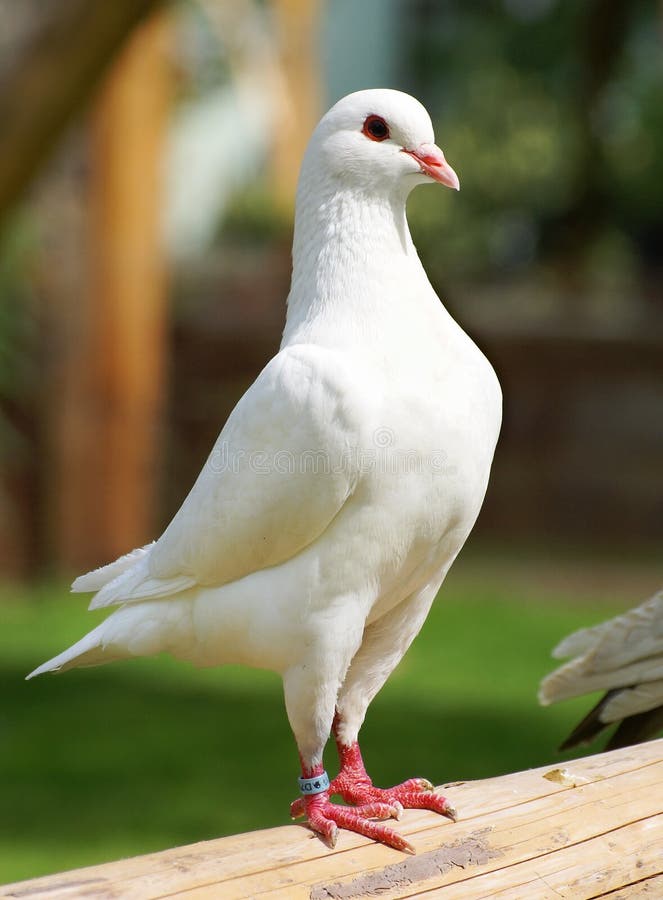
[362,115,390,142]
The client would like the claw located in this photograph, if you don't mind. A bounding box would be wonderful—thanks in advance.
[443,799,458,822]
[413,778,434,792]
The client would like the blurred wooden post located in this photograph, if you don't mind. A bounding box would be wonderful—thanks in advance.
[54,12,171,570]
[270,0,322,214]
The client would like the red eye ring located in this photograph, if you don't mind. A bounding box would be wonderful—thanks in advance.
[362,114,390,142]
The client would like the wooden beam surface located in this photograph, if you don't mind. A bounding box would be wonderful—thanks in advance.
[2,739,661,899]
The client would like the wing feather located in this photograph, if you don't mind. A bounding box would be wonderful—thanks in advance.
[89,346,362,609]
[540,589,663,749]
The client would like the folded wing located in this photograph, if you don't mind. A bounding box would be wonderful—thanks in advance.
[86,346,361,609]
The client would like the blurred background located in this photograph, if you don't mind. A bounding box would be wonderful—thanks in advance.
[1,0,661,885]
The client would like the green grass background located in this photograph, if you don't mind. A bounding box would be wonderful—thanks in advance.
[1,546,659,885]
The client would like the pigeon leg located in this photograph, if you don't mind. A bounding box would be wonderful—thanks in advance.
[284,639,414,853]
[327,716,457,820]
[321,585,457,820]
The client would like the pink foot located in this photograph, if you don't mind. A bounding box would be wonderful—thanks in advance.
[330,739,457,820]
[291,791,414,853]
[290,741,456,852]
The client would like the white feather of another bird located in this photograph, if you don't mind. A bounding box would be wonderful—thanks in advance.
[539,590,663,722]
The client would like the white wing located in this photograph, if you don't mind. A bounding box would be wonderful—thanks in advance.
[539,590,663,709]
[539,589,663,747]
[89,345,362,609]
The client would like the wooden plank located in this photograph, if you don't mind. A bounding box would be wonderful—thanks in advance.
[597,873,663,897]
[437,818,663,900]
[256,761,663,900]
[2,740,661,900]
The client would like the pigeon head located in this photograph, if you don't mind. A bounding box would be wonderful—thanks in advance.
[305,88,460,195]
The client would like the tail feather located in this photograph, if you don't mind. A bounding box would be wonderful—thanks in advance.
[26,598,197,680]
[72,543,155,593]
[26,621,112,678]
[70,540,195,612]
[88,567,195,611]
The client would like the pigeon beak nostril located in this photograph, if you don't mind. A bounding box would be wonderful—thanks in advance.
[402,144,460,191]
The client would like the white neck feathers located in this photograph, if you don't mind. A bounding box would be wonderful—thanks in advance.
[282,169,424,345]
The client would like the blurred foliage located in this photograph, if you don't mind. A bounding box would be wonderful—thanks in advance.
[403,0,663,299]
[172,0,233,100]
[217,183,292,246]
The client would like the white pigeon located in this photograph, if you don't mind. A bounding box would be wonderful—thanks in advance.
[29,89,502,853]
[539,589,663,750]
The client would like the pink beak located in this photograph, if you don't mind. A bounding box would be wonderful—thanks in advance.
[402,143,460,191]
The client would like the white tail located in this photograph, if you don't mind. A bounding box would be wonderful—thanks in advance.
[27,598,196,680]
[71,543,155,593]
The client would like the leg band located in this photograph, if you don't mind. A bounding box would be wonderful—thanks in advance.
[298,771,330,795]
